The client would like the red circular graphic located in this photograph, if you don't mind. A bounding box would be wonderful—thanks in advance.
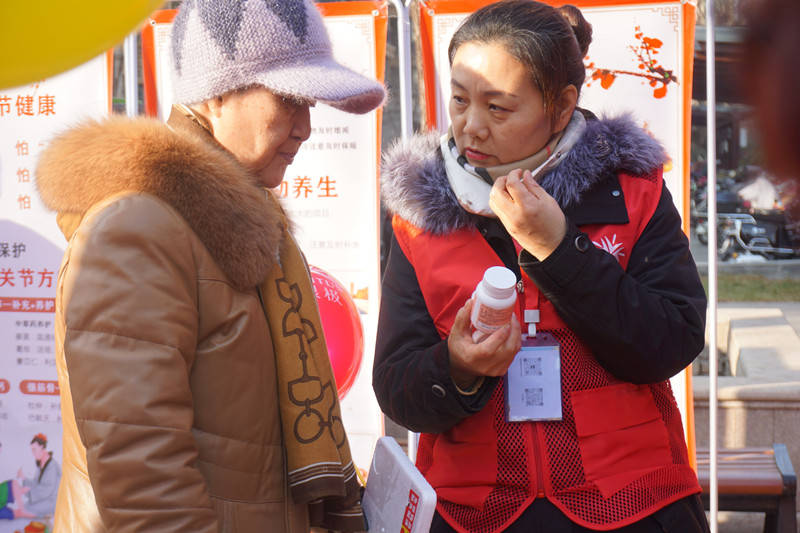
[309,266,364,399]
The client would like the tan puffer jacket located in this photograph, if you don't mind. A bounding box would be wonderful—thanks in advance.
[35,110,309,532]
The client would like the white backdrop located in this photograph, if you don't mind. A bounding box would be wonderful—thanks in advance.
[0,54,109,532]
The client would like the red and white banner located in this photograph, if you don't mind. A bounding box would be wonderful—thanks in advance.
[0,53,111,532]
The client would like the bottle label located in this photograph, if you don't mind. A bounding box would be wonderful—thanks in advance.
[474,303,514,333]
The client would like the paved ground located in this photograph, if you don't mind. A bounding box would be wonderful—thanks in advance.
[713,510,782,532]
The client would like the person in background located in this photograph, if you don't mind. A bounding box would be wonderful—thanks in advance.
[373,1,708,531]
[34,0,384,531]
[740,0,800,239]
[16,434,60,519]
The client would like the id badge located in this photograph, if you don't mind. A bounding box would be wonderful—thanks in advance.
[505,332,562,422]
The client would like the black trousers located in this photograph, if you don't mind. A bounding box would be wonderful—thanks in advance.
[430,494,710,533]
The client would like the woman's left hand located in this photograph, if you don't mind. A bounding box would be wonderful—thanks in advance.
[489,168,567,260]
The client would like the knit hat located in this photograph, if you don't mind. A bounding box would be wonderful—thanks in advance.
[170,0,386,114]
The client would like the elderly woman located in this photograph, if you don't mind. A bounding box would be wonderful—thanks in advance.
[374,1,707,532]
[34,0,384,531]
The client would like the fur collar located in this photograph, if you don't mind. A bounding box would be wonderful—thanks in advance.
[381,113,668,235]
[35,114,286,290]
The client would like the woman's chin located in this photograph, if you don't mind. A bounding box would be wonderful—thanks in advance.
[254,163,288,189]
[465,155,493,167]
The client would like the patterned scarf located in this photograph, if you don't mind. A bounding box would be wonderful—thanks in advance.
[259,210,365,532]
[440,111,587,217]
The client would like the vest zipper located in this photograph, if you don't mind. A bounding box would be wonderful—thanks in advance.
[517,268,546,499]
[532,423,546,498]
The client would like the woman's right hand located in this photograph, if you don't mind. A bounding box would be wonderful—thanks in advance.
[447,298,522,389]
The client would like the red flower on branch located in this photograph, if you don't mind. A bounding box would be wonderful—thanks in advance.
[585,25,677,99]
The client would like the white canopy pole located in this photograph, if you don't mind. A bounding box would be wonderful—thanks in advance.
[390,0,413,140]
[123,33,138,117]
[705,3,719,532]
[388,0,417,462]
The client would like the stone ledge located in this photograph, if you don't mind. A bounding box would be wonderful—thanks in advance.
[694,376,800,403]
[728,317,800,380]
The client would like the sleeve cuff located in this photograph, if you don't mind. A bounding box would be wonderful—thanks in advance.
[518,222,594,288]
[433,342,498,412]
[452,376,486,396]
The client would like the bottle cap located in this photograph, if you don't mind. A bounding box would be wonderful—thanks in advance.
[482,266,516,299]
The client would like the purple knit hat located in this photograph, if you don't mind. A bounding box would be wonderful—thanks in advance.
[170,0,386,114]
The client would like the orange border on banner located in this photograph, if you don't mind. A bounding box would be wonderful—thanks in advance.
[680,3,697,235]
[106,49,114,114]
[141,9,178,118]
[679,2,698,472]
[419,0,698,470]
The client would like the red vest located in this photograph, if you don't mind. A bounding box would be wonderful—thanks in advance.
[392,170,700,532]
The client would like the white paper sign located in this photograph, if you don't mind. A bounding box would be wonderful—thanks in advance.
[505,333,563,422]
[0,55,109,532]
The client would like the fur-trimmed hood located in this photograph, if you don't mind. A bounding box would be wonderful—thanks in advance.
[381,113,668,234]
[35,114,286,290]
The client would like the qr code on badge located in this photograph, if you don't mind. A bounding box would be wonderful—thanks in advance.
[524,387,543,407]
[522,356,542,376]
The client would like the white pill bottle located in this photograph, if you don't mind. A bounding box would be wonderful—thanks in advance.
[470,266,518,342]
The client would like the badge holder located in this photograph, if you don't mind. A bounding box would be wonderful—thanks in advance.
[504,310,563,422]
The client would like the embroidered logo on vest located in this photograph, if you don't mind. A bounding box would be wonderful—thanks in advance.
[592,234,625,260]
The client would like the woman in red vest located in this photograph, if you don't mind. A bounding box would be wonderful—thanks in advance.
[373,1,709,532]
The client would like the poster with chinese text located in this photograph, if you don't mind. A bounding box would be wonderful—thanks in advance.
[0,54,110,531]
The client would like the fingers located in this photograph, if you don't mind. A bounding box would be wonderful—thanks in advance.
[472,316,522,377]
[449,296,524,379]
[490,177,512,211]
[477,322,512,353]
[502,169,531,203]
[519,170,546,200]
[492,169,544,213]
[451,297,474,336]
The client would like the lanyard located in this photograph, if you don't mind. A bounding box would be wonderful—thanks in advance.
[511,239,541,337]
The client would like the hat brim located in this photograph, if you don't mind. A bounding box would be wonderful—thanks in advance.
[254,55,386,114]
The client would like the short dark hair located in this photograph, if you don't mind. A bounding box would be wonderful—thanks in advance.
[448,0,592,118]
[30,434,47,448]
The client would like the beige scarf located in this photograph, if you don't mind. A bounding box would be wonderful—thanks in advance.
[259,218,365,532]
[441,111,587,217]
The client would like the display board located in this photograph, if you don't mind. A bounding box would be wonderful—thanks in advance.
[142,2,388,476]
[0,53,111,532]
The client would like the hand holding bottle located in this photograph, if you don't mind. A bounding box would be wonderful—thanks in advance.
[447,298,521,390]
